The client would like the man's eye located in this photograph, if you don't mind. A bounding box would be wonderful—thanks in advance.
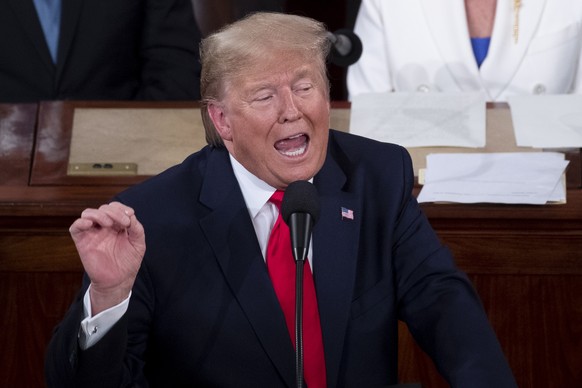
[295,84,313,93]
[256,95,273,102]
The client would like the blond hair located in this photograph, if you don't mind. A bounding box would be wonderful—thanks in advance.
[199,12,331,147]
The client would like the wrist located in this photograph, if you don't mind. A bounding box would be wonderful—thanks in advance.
[89,281,133,315]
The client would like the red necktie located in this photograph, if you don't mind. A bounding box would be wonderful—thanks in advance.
[267,190,327,388]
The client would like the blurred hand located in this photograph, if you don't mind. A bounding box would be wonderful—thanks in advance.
[69,201,146,315]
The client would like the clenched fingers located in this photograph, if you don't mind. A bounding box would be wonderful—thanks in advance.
[69,201,137,236]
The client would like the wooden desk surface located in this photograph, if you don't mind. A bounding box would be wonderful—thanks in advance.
[1,101,581,387]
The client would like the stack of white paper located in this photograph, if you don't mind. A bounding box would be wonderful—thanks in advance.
[417,152,569,205]
[507,95,582,148]
[349,92,486,148]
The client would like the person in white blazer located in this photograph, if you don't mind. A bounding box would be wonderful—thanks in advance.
[347,0,582,102]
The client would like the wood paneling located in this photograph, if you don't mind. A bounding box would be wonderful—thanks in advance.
[0,272,82,387]
[0,103,37,185]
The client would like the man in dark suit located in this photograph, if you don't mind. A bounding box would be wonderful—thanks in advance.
[0,0,201,102]
[45,12,517,387]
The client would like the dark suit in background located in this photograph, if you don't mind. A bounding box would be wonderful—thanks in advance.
[0,0,201,102]
[45,130,516,387]
[192,0,285,36]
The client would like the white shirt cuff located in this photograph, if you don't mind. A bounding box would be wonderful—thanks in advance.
[78,285,131,350]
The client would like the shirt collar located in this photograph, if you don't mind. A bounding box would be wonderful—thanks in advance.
[229,154,315,219]
[229,155,275,220]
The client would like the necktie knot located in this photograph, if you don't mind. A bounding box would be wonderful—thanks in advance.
[269,190,284,210]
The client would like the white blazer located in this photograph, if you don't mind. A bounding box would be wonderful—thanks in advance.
[347,0,582,101]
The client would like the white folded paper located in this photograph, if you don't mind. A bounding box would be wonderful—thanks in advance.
[507,95,582,148]
[417,152,569,205]
[349,92,486,148]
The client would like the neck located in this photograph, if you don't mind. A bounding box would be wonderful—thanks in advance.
[465,0,497,38]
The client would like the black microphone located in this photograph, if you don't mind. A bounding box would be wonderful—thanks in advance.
[327,28,363,67]
[281,180,320,388]
[281,181,320,263]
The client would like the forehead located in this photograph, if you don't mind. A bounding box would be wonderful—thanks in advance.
[231,55,323,89]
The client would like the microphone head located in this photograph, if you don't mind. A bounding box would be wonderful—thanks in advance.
[281,181,320,226]
[328,28,363,67]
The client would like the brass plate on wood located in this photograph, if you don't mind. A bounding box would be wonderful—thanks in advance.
[67,163,138,176]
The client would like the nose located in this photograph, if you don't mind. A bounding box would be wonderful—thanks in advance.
[278,89,301,123]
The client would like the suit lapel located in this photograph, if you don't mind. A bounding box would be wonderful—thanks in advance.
[481,0,546,100]
[56,0,84,82]
[198,149,296,386]
[419,0,482,91]
[313,144,360,388]
[8,0,55,73]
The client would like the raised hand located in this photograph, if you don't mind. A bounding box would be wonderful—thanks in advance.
[69,201,146,315]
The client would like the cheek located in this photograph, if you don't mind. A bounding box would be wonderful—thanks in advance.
[232,126,271,162]
[236,116,274,145]
[312,112,331,141]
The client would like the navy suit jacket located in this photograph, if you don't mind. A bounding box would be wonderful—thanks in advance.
[0,0,201,102]
[45,130,516,387]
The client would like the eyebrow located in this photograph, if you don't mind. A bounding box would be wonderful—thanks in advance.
[293,66,317,81]
[250,67,316,89]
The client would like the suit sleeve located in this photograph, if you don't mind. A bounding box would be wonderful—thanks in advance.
[391,147,517,387]
[44,275,126,388]
[137,0,201,100]
[45,262,154,387]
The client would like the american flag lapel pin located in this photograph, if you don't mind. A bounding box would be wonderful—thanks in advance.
[341,207,354,221]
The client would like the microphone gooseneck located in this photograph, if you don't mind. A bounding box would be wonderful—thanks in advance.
[281,180,320,388]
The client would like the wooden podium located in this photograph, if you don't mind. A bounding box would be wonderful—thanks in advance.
[1,101,581,387]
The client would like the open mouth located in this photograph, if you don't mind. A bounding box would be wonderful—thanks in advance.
[274,133,309,157]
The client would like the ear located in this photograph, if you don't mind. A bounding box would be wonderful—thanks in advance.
[207,102,233,142]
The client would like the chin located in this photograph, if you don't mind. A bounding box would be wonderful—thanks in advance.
[283,167,318,184]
